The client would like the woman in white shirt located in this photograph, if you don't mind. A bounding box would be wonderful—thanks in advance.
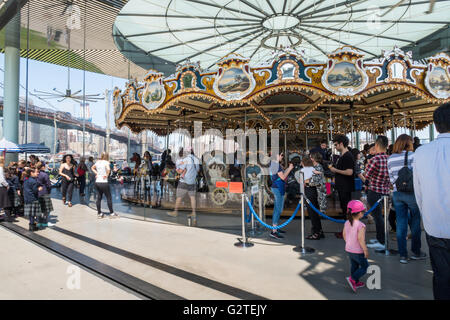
[92,153,117,218]
[0,156,12,213]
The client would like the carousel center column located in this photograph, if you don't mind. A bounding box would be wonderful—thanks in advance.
[3,8,21,164]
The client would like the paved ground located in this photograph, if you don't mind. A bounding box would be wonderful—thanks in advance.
[0,186,433,300]
[0,226,140,300]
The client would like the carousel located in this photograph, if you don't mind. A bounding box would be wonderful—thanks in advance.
[113,45,450,215]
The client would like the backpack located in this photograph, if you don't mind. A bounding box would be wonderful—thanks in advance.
[395,151,414,193]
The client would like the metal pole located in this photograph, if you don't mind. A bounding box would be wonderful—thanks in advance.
[234,194,254,248]
[293,175,315,255]
[284,131,288,166]
[384,195,389,255]
[329,107,333,151]
[53,112,57,168]
[25,2,30,155]
[305,130,308,151]
[82,0,87,158]
[258,186,264,226]
[350,102,354,147]
[301,194,305,253]
[3,6,21,164]
[105,89,111,155]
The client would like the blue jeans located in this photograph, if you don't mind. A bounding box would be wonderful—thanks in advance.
[271,187,285,228]
[393,191,422,257]
[348,252,369,282]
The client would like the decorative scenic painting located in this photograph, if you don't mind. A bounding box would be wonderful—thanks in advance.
[142,81,165,109]
[281,63,296,79]
[217,68,250,93]
[113,94,122,120]
[182,73,194,89]
[327,61,362,87]
[428,67,450,92]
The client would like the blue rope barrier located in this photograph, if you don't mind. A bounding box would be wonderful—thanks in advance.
[304,197,383,224]
[245,195,301,230]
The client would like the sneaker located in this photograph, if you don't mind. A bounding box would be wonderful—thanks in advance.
[269,231,284,239]
[47,222,55,227]
[411,252,427,260]
[110,213,120,218]
[97,213,104,219]
[167,211,178,217]
[367,243,385,250]
[346,277,357,293]
[369,239,379,244]
[400,256,409,264]
[355,281,365,289]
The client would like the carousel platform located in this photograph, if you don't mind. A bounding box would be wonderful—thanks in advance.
[117,183,343,218]
[0,188,434,300]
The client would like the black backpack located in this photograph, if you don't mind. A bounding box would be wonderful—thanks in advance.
[395,151,414,193]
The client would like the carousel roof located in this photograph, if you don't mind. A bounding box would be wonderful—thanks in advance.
[113,0,450,74]
[113,46,450,136]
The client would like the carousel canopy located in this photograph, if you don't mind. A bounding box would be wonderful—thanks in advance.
[113,0,450,74]
[113,46,450,136]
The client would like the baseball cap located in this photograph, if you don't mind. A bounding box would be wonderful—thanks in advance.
[347,200,366,213]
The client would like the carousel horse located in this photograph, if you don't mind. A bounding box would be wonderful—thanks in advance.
[130,153,146,199]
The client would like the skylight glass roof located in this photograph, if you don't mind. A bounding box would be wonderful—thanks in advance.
[113,0,450,69]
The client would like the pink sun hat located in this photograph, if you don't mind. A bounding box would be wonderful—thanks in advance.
[347,200,366,213]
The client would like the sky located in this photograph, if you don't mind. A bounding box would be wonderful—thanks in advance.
[0,52,127,128]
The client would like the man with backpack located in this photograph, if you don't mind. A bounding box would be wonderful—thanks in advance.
[388,134,425,264]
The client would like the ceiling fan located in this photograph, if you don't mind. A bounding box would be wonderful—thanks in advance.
[34,28,104,103]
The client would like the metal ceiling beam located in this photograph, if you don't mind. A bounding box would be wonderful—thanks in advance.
[301,19,449,24]
[301,33,328,56]
[175,27,265,64]
[207,30,268,69]
[302,0,448,20]
[265,0,277,15]
[239,0,271,17]
[293,0,326,16]
[148,25,261,54]
[122,23,260,38]
[297,26,379,56]
[289,0,306,15]
[184,0,266,19]
[117,13,261,22]
[300,23,416,44]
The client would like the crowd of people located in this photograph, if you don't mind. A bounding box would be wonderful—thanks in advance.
[268,103,449,298]
[0,156,53,231]
[0,103,448,299]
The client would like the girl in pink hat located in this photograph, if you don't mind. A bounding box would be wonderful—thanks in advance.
[343,200,369,293]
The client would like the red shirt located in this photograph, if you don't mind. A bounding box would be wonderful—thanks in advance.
[365,153,390,194]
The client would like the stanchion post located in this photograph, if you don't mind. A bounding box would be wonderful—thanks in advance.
[384,195,390,256]
[251,195,255,231]
[258,187,263,230]
[293,184,315,255]
[234,193,254,248]
[376,195,397,256]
